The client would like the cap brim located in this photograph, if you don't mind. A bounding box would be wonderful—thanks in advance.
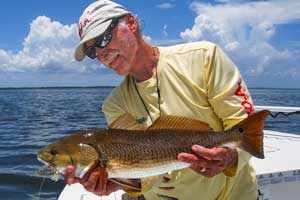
[74,19,112,61]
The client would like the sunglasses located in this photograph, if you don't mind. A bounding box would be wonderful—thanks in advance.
[83,18,120,59]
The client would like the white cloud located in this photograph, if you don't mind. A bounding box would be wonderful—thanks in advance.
[151,38,184,46]
[162,24,168,37]
[225,41,239,51]
[180,0,300,78]
[0,50,10,69]
[142,34,152,43]
[0,16,101,73]
[156,3,176,9]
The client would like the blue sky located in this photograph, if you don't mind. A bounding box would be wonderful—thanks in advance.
[0,0,299,88]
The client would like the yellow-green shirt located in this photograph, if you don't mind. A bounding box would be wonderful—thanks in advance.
[102,41,258,200]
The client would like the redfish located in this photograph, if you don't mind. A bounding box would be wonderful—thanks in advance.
[37,110,268,185]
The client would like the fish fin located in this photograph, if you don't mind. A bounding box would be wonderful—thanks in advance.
[236,110,270,159]
[108,113,145,130]
[148,115,212,131]
[110,178,141,192]
[98,166,108,191]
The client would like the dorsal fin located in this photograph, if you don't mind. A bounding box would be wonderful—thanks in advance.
[108,113,145,130]
[148,115,212,131]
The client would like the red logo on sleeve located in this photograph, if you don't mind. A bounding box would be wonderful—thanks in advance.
[234,81,254,115]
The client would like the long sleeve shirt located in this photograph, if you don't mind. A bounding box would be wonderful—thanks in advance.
[102,41,258,200]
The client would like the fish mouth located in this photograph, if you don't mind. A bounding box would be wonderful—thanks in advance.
[37,156,58,172]
[37,150,55,166]
[38,157,91,179]
[37,153,60,173]
[37,156,51,166]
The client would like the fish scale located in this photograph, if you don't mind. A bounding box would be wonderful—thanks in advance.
[93,129,241,168]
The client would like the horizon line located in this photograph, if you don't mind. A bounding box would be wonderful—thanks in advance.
[0,86,299,90]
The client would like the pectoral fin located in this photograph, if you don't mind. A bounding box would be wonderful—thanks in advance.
[110,178,142,192]
[98,166,108,192]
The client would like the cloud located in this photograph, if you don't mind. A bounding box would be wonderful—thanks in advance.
[156,3,176,9]
[180,0,300,78]
[162,24,168,37]
[142,34,152,43]
[151,38,185,46]
[0,16,101,73]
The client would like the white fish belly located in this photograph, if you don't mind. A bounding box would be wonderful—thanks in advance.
[107,161,191,179]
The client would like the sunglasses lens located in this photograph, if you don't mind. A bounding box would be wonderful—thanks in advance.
[83,18,120,59]
[84,46,97,59]
[99,33,112,48]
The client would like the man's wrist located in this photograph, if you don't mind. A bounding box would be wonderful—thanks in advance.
[227,147,238,168]
[223,147,238,177]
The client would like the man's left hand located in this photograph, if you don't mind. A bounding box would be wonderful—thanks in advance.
[177,145,238,177]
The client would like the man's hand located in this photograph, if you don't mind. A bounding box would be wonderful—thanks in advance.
[177,145,238,177]
[64,165,125,196]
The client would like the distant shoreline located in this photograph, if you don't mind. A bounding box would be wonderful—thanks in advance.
[0,86,115,90]
[0,86,299,90]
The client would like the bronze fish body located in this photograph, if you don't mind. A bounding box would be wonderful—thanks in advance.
[37,110,269,180]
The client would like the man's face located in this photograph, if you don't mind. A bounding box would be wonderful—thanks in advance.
[85,18,138,76]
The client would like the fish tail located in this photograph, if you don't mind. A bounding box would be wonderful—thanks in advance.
[237,110,269,159]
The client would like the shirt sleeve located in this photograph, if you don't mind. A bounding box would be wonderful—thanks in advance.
[205,43,255,175]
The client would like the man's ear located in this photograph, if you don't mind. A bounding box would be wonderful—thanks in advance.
[125,13,138,33]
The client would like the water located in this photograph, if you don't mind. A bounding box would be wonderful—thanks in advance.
[0,87,299,200]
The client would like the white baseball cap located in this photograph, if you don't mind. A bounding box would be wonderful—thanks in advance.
[74,0,130,61]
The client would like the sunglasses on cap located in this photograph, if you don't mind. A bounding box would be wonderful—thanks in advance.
[83,18,120,59]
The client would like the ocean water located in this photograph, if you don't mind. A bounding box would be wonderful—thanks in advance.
[0,87,299,200]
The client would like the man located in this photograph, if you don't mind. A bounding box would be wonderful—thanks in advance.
[65,0,258,199]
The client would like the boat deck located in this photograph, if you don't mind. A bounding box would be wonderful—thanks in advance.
[251,130,300,200]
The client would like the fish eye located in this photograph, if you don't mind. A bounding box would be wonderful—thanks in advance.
[50,149,57,155]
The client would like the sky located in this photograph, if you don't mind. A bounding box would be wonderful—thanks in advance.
[0,0,299,88]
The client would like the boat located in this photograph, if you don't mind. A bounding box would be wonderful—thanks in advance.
[252,106,300,200]
[58,106,300,200]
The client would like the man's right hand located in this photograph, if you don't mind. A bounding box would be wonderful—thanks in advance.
[64,165,141,196]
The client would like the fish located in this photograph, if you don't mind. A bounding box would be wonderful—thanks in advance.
[37,110,269,187]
